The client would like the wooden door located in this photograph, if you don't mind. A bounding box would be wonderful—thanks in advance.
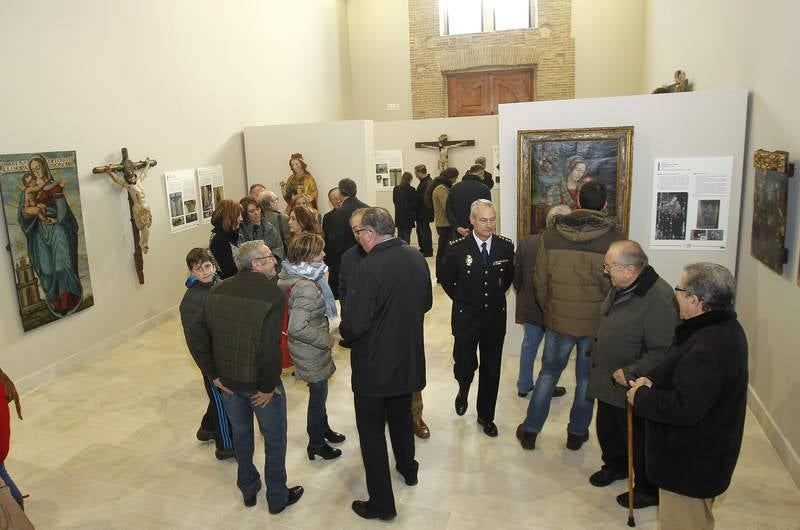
[447,69,534,117]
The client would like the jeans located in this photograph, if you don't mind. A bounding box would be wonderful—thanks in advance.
[0,463,22,505]
[221,383,289,510]
[517,322,546,394]
[307,379,330,447]
[523,330,594,435]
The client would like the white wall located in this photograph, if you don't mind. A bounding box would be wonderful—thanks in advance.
[243,121,376,214]
[0,0,351,389]
[643,0,800,485]
[572,0,646,98]
[498,90,748,374]
[347,0,413,121]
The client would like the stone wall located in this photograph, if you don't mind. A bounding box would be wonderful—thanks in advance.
[409,0,575,119]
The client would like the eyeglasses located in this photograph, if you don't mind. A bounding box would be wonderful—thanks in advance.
[603,262,625,273]
[353,227,371,236]
[674,285,689,293]
[254,255,276,262]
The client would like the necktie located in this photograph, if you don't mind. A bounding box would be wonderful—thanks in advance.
[481,241,489,264]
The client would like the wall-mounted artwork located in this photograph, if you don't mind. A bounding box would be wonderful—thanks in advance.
[0,151,94,331]
[517,126,634,236]
[751,149,792,275]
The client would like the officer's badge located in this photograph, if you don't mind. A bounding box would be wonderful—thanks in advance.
[465,254,473,266]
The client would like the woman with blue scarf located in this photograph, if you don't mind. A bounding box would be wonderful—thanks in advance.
[277,233,345,460]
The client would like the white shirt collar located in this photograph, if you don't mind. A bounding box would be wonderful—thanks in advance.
[473,232,493,254]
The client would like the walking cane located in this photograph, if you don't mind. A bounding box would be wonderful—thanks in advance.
[626,401,636,527]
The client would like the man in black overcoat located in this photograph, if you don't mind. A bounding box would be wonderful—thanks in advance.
[325,178,368,298]
[446,165,491,238]
[414,164,434,256]
[340,207,432,521]
[440,199,514,437]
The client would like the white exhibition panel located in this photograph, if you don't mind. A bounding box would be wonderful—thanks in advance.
[499,89,748,356]
[243,120,376,214]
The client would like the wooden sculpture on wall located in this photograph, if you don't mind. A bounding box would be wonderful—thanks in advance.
[415,134,475,172]
[93,147,157,284]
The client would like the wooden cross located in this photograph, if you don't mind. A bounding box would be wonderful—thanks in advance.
[92,147,157,284]
[415,134,475,173]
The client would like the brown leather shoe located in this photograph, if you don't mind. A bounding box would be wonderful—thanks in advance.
[414,418,430,439]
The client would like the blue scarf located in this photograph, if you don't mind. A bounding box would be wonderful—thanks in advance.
[281,260,338,318]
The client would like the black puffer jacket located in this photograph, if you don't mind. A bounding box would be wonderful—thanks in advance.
[189,271,284,393]
[179,275,218,366]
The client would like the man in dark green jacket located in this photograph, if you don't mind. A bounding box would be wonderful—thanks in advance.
[587,240,678,510]
[190,240,303,514]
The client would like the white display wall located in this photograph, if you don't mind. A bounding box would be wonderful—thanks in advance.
[499,89,748,356]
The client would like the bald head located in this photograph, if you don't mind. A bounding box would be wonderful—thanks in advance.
[609,240,648,272]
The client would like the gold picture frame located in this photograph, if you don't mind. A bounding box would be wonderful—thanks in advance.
[517,126,634,237]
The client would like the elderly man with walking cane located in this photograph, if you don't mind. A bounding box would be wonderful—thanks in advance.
[586,240,678,510]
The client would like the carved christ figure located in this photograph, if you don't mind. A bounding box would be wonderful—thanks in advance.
[415,134,475,173]
[104,157,154,254]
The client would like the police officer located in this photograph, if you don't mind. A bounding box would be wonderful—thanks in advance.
[440,199,514,437]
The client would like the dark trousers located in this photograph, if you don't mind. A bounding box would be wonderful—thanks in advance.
[397,227,412,244]
[453,319,506,422]
[328,261,340,299]
[354,393,417,515]
[596,400,656,495]
[416,219,433,255]
[435,226,452,282]
[307,379,331,447]
[200,376,234,451]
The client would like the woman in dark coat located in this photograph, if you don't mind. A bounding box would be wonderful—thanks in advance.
[209,199,242,279]
[392,172,417,244]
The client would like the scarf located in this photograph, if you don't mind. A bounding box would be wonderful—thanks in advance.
[281,260,338,318]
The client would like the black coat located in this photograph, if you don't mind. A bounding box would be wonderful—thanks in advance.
[634,310,748,499]
[340,238,432,397]
[462,170,494,189]
[445,175,491,230]
[338,243,366,314]
[326,196,369,259]
[440,233,514,335]
[209,225,239,279]
[393,184,417,230]
[415,175,434,222]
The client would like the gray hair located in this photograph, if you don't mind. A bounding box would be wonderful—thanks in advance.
[259,191,278,210]
[475,156,487,167]
[234,241,268,271]
[469,199,496,219]
[361,207,395,236]
[350,207,368,221]
[611,240,649,271]
[682,262,735,312]
[546,205,571,227]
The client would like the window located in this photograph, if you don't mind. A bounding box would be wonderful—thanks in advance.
[439,0,537,36]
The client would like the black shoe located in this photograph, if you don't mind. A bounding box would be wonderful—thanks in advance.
[517,388,533,398]
[589,466,627,487]
[616,490,659,509]
[455,391,468,416]
[477,417,498,437]
[196,429,216,442]
[324,429,346,444]
[351,500,397,521]
[455,382,470,416]
[552,386,567,397]
[566,431,589,451]
[307,443,342,461]
[269,486,304,514]
[515,424,537,450]
[243,483,261,507]
[215,448,236,460]
[396,464,419,486]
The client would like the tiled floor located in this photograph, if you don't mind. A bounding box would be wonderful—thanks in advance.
[9,268,800,529]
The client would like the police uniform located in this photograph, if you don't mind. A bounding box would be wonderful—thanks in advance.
[440,232,514,423]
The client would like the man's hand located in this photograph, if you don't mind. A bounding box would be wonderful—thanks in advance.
[213,378,233,395]
[456,227,470,237]
[626,377,653,406]
[250,391,274,408]
[612,368,628,387]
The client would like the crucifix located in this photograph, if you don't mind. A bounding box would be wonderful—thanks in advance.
[92,147,157,284]
[415,134,475,173]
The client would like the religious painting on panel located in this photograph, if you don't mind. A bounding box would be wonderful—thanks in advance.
[0,151,95,331]
[517,126,634,237]
[750,149,791,275]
